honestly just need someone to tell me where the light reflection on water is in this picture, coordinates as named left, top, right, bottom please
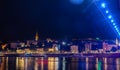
left=0, top=57, right=120, bottom=70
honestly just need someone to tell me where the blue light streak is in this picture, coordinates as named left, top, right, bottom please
left=97, top=1, right=120, bottom=38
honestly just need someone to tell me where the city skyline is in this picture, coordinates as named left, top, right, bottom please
left=0, top=0, right=120, bottom=41
left=1, top=0, right=120, bottom=70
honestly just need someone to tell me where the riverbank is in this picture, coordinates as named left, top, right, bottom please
left=1, top=53, right=120, bottom=58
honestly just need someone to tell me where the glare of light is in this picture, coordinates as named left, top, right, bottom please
left=117, top=30, right=119, bottom=33
left=113, top=23, right=116, bottom=26
left=116, top=27, right=118, bottom=30
left=106, top=10, right=109, bottom=14
left=62, top=42, right=66, bottom=45
left=101, top=3, right=106, bottom=8
left=116, top=28, right=118, bottom=31
left=111, top=19, right=114, bottom=23
left=1, top=44, right=7, bottom=50
left=96, top=37, right=100, bottom=40
left=114, top=26, right=117, bottom=29
left=108, top=15, right=112, bottom=19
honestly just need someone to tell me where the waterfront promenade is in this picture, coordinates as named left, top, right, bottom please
left=1, top=52, right=120, bottom=58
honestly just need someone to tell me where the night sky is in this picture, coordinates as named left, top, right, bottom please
left=0, top=0, right=120, bottom=41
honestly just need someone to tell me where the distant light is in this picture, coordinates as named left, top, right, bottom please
left=96, top=37, right=100, bottom=40
left=116, top=28, right=119, bottom=32
left=101, top=3, right=106, bottom=8
left=116, top=29, right=119, bottom=32
left=62, top=42, right=66, bottom=45
left=106, top=10, right=109, bottom=14
left=108, top=15, right=112, bottom=19
left=116, top=27, right=118, bottom=30
left=113, top=23, right=116, bottom=26
left=114, top=26, right=117, bottom=28
left=111, top=19, right=114, bottom=23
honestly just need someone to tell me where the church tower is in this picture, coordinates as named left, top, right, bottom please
left=116, top=38, right=119, bottom=46
left=35, top=32, right=39, bottom=41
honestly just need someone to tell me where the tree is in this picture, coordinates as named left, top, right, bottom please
left=111, top=47, right=117, bottom=52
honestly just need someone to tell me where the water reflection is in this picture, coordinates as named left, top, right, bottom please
left=48, top=57, right=59, bottom=70
left=116, top=58, right=120, bottom=70
left=0, top=57, right=120, bottom=70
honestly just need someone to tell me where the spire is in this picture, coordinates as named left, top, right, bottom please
left=116, top=38, right=119, bottom=46
left=35, top=32, right=39, bottom=41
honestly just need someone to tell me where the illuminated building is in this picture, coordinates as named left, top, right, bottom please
left=26, top=40, right=37, bottom=46
left=1, top=44, right=7, bottom=50
left=46, top=38, right=52, bottom=43
left=36, top=48, right=44, bottom=53
left=10, top=43, right=19, bottom=49
left=48, top=48, right=54, bottom=52
left=103, top=42, right=109, bottom=52
left=85, top=43, right=92, bottom=53
left=19, top=43, right=25, bottom=47
left=71, top=45, right=79, bottom=53
left=52, top=44, right=59, bottom=52
left=103, top=41, right=118, bottom=52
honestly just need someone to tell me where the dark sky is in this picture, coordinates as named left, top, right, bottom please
left=0, top=0, right=120, bottom=41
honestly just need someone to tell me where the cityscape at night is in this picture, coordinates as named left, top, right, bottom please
left=1, top=0, right=120, bottom=70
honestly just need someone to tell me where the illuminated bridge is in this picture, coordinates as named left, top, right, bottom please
left=95, top=0, right=120, bottom=38
left=69, top=0, right=120, bottom=39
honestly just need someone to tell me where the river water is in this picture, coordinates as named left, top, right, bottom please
left=0, top=57, right=119, bottom=70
